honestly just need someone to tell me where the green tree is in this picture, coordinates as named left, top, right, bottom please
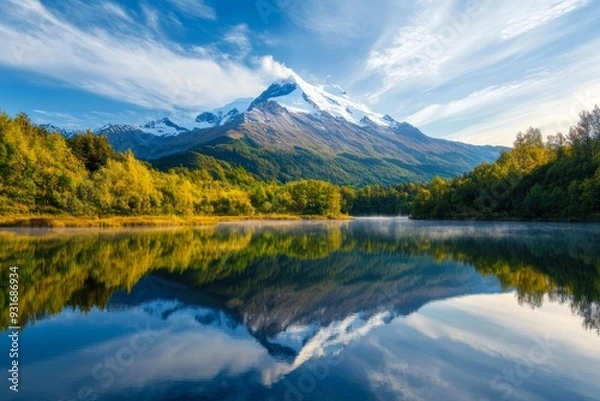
left=67, top=131, right=116, bottom=172
left=284, top=180, right=342, bottom=216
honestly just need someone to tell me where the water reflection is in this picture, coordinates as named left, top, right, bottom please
left=0, top=219, right=599, bottom=400
left=1, top=220, right=598, bottom=333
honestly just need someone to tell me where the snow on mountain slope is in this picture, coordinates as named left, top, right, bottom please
left=131, top=298, right=393, bottom=386
left=142, top=118, right=188, bottom=136
left=194, top=97, right=254, bottom=129
left=94, top=75, right=396, bottom=138
left=40, top=124, right=77, bottom=138
left=96, top=118, right=187, bottom=137
left=250, top=73, right=395, bottom=127
left=97, top=123, right=141, bottom=135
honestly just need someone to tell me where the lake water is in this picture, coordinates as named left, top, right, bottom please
left=1, top=218, right=599, bottom=401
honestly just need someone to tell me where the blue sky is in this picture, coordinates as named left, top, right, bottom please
left=0, top=0, right=599, bottom=145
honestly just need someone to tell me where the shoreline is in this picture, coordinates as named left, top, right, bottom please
left=0, top=214, right=352, bottom=228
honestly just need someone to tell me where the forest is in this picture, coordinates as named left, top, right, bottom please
left=0, top=112, right=342, bottom=218
left=0, top=106, right=599, bottom=221
left=410, top=106, right=600, bottom=221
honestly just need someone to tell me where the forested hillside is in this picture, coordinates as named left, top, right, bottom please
left=100, top=76, right=505, bottom=186
left=0, top=113, right=342, bottom=218
left=410, top=107, right=600, bottom=221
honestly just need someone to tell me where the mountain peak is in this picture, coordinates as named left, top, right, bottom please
left=40, top=123, right=77, bottom=138
left=193, top=97, right=253, bottom=129
left=272, top=75, right=300, bottom=86
left=143, top=117, right=188, bottom=136
left=250, top=73, right=394, bottom=128
left=96, top=123, right=141, bottom=135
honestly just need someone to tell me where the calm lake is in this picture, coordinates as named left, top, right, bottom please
left=1, top=218, right=599, bottom=401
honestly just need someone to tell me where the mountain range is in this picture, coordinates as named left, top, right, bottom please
left=89, top=74, right=506, bottom=185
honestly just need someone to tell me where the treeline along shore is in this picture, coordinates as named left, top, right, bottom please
left=0, top=107, right=598, bottom=226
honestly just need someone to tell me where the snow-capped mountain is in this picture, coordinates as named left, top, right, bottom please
left=190, top=74, right=397, bottom=131
left=249, top=73, right=395, bottom=127
left=142, top=117, right=188, bottom=136
left=96, top=118, right=187, bottom=138
left=96, top=75, right=396, bottom=137
left=96, top=123, right=141, bottom=135
left=193, top=97, right=253, bottom=129
left=104, top=244, right=501, bottom=386
left=85, top=73, right=505, bottom=184
left=110, top=292, right=392, bottom=386
left=40, top=123, right=78, bottom=138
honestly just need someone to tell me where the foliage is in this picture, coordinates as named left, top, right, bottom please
left=2, top=107, right=598, bottom=221
left=340, top=183, right=420, bottom=215
left=0, top=113, right=88, bottom=214
left=152, top=138, right=461, bottom=186
left=410, top=107, right=600, bottom=221
left=0, top=113, right=344, bottom=218
left=67, top=131, right=116, bottom=172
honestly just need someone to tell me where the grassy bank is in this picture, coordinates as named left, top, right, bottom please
left=0, top=214, right=351, bottom=228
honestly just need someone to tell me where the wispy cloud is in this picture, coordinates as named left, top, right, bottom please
left=141, top=4, right=160, bottom=31
left=33, top=109, right=76, bottom=119
left=404, top=36, right=600, bottom=146
left=223, top=23, right=252, bottom=57
left=257, top=55, right=293, bottom=78
left=360, top=292, right=600, bottom=400
left=365, top=3, right=456, bottom=95
left=405, top=76, right=554, bottom=127
left=165, top=0, right=216, bottom=21
left=102, top=2, right=133, bottom=23
left=347, top=0, right=599, bottom=145
left=362, top=0, right=591, bottom=98
left=444, top=78, right=600, bottom=146
left=279, top=0, right=394, bottom=40
left=32, top=109, right=81, bottom=128
left=0, top=0, right=287, bottom=112
left=500, top=0, right=590, bottom=39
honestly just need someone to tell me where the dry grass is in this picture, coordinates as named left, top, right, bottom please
left=0, top=214, right=350, bottom=228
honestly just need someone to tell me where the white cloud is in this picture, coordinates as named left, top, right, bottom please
left=367, top=349, right=451, bottom=401
left=258, top=55, right=294, bottom=79
left=406, top=293, right=600, bottom=363
left=500, top=0, right=590, bottom=39
left=405, top=76, right=554, bottom=127
left=278, top=0, right=395, bottom=40
left=362, top=292, right=600, bottom=401
left=140, top=4, right=160, bottom=31
left=102, top=2, right=133, bottom=23
left=362, top=0, right=591, bottom=97
left=352, top=0, right=598, bottom=145
left=430, top=42, right=600, bottom=146
left=223, top=23, right=252, bottom=57
left=444, top=79, right=600, bottom=146
left=165, top=0, right=216, bottom=20
left=0, top=0, right=286, bottom=112
left=33, top=109, right=82, bottom=128
left=366, top=3, right=455, bottom=91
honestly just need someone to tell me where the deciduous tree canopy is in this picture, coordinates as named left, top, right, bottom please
left=0, top=113, right=344, bottom=217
